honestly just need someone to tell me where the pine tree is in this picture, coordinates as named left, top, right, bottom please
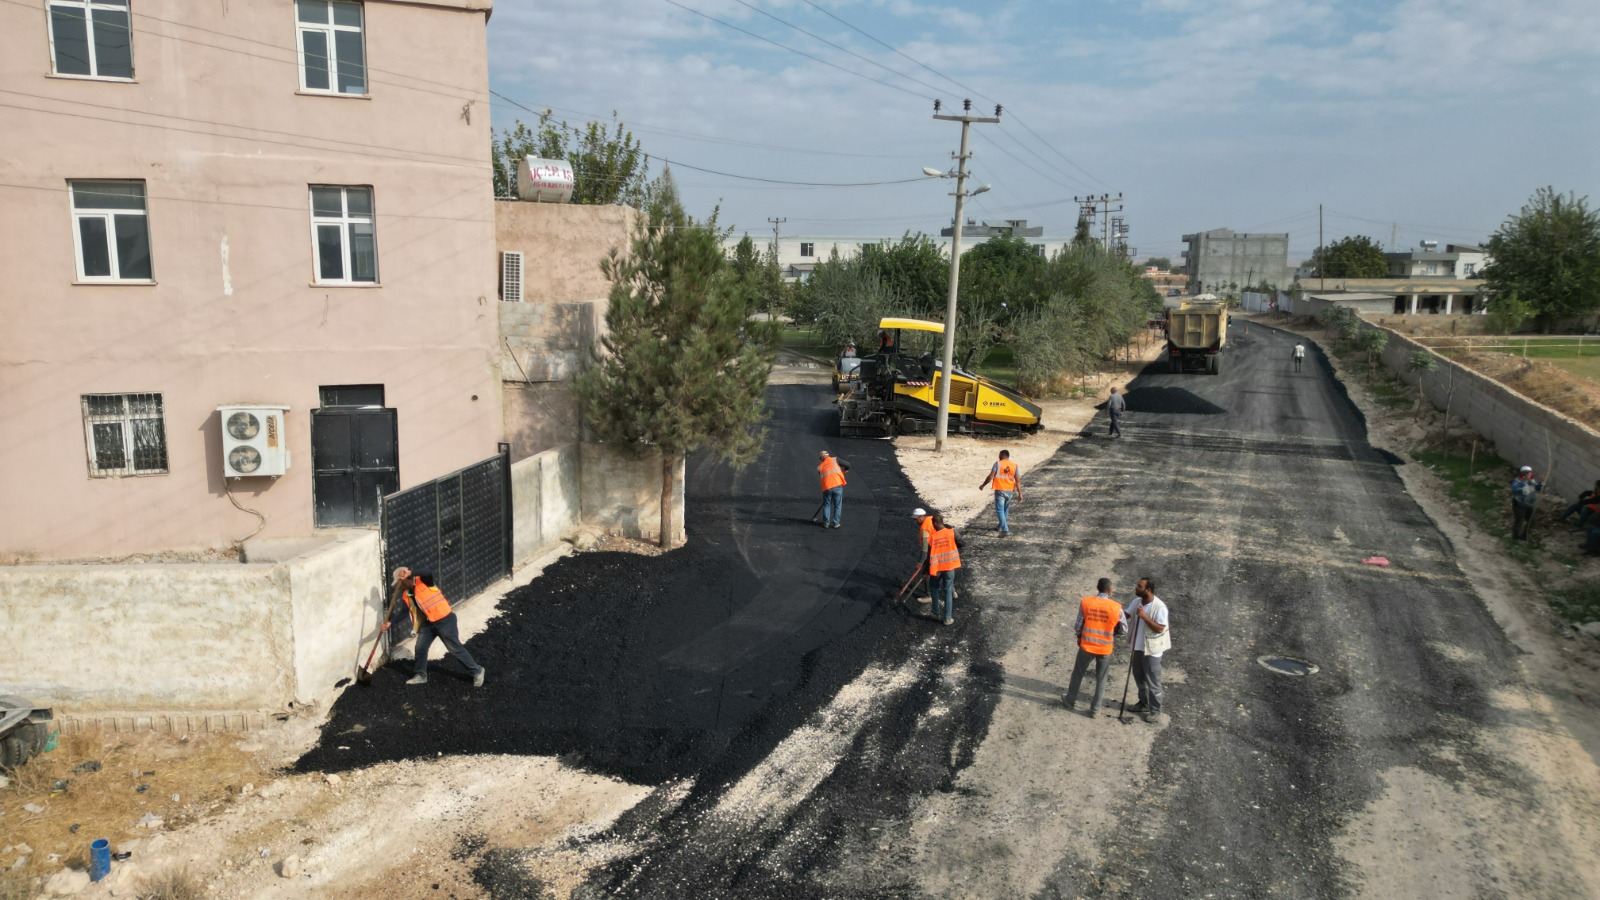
left=575, top=172, right=780, bottom=546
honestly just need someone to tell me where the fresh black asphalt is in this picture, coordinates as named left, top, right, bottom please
left=301, top=325, right=1537, bottom=898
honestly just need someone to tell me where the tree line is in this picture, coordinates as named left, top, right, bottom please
left=786, top=233, right=1161, bottom=394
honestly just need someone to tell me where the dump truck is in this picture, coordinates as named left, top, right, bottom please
left=1166, top=301, right=1228, bottom=375
left=838, top=317, right=1043, bottom=438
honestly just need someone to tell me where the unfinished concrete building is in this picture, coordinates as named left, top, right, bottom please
left=1181, top=228, right=1293, bottom=294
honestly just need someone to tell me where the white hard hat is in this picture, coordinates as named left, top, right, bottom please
left=912, top=508, right=927, bottom=517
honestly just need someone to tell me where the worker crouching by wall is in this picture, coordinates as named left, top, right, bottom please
left=383, top=567, right=486, bottom=688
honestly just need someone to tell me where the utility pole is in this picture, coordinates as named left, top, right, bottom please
left=1074, top=194, right=1124, bottom=250
left=1318, top=204, right=1325, bottom=292
left=767, top=217, right=786, bottom=256
left=931, top=99, right=1001, bottom=452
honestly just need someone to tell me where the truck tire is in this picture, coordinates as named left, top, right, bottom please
left=1170, top=357, right=1183, bottom=374
left=1210, top=356, right=1220, bottom=375
left=0, top=694, right=47, bottom=769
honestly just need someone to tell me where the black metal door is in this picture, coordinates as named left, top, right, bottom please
left=311, top=408, right=399, bottom=527
left=380, top=452, right=512, bottom=604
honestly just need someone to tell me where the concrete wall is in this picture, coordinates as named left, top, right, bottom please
left=0, top=531, right=382, bottom=713
left=0, top=0, right=501, bottom=560
left=285, top=532, right=383, bottom=703
left=496, top=201, right=634, bottom=305
left=580, top=445, right=686, bottom=544
left=1371, top=325, right=1600, bottom=501
left=501, top=299, right=599, bottom=460
left=0, top=563, right=292, bottom=711
left=510, top=444, right=581, bottom=567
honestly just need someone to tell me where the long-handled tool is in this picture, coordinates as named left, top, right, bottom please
left=810, top=500, right=826, bottom=524
left=358, top=582, right=404, bottom=686
left=356, top=632, right=386, bottom=686
left=890, top=562, right=927, bottom=607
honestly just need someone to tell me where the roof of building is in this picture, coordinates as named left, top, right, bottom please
left=1302, top=277, right=1486, bottom=294
left=1305, top=293, right=1398, bottom=303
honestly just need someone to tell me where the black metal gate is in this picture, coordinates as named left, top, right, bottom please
left=380, top=450, right=512, bottom=608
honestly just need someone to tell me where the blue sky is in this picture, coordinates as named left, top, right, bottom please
left=486, top=0, right=1600, bottom=262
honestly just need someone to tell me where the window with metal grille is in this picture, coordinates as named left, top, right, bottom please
left=47, top=0, right=134, bottom=79
left=295, top=0, right=366, bottom=94
left=501, top=251, right=524, bottom=301
left=82, top=392, right=168, bottom=477
left=309, top=185, right=377, bottom=284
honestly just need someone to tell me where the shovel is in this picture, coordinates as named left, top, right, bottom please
left=358, top=583, right=404, bottom=685
left=356, top=632, right=386, bottom=686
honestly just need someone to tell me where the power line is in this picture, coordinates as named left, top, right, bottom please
left=491, top=90, right=927, bottom=188
left=726, top=0, right=949, bottom=98
left=662, top=0, right=931, bottom=101
left=484, top=98, right=924, bottom=161
left=795, top=0, right=1108, bottom=188
left=0, top=98, right=491, bottom=171
left=0, top=0, right=485, bottom=103
left=0, top=179, right=489, bottom=224
left=3, top=88, right=487, bottom=169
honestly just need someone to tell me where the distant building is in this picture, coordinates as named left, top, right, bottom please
left=1180, top=229, right=1293, bottom=294
left=726, top=220, right=1065, bottom=283
left=1385, top=242, right=1488, bottom=279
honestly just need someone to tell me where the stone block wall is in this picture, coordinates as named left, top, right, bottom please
left=1373, top=325, right=1600, bottom=501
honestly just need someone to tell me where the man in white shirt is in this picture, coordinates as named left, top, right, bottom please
left=1125, top=577, right=1170, bottom=723
left=1293, top=343, right=1306, bottom=373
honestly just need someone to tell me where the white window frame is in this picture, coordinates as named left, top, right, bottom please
left=309, top=185, right=379, bottom=285
left=46, top=0, right=135, bottom=81
left=69, top=179, right=153, bottom=283
left=81, top=392, right=168, bottom=477
left=799, top=242, right=814, bottom=257
left=1464, top=263, right=1476, bottom=277
left=295, top=0, right=367, bottom=95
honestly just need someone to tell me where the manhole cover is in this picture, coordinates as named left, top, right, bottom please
left=1257, top=656, right=1319, bottom=677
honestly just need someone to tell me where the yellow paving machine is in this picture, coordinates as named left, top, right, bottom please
left=838, top=317, right=1044, bottom=438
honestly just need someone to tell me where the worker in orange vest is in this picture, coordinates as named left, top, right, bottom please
left=978, top=449, right=1022, bottom=537
left=913, top=507, right=936, bottom=605
left=382, top=567, right=486, bottom=688
left=1062, top=577, right=1127, bottom=716
left=925, top=513, right=964, bottom=626
left=818, top=450, right=848, bottom=528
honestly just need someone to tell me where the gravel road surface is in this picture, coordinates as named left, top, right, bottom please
left=301, top=329, right=1600, bottom=899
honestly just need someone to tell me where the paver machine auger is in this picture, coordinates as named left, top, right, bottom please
left=837, top=317, right=1044, bottom=439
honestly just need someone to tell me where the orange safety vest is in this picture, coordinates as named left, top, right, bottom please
left=992, top=460, right=1017, bottom=491
left=919, top=516, right=935, bottom=548
left=1078, top=595, right=1121, bottom=656
left=408, top=582, right=453, bottom=624
left=928, top=527, right=962, bottom=575
left=819, top=457, right=846, bottom=491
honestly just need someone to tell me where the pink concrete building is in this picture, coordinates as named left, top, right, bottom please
left=0, top=0, right=502, bottom=560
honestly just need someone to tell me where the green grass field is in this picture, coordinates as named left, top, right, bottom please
left=1441, top=337, right=1600, bottom=384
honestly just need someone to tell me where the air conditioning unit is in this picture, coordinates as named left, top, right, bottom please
left=501, top=250, right=524, bottom=301
left=217, top=404, right=291, bottom=478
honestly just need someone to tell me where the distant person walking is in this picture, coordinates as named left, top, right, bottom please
left=1124, top=578, right=1170, bottom=723
left=1107, top=387, right=1126, bottom=438
left=926, top=513, right=963, bottom=626
left=384, top=567, right=485, bottom=688
left=979, top=450, right=1022, bottom=536
left=1293, top=343, right=1306, bottom=373
left=818, top=450, right=848, bottom=529
left=1063, top=578, right=1127, bottom=717
left=1510, top=465, right=1543, bottom=540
